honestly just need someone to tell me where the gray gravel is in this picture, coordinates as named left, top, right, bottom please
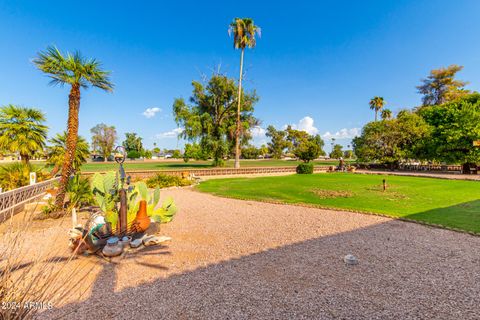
left=35, top=188, right=480, bottom=319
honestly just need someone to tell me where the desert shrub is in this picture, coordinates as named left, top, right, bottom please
left=0, top=211, right=92, bottom=319
left=146, top=173, right=193, bottom=188
left=296, top=162, right=314, bottom=174
left=0, top=162, right=50, bottom=191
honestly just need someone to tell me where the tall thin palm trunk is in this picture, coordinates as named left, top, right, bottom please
left=375, top=110, right=378, bottom=122
left=54, top=84, right=80, bottom=208
left=234, top=48, right=245, bottom=169
left=21, top=154, right=30, bottom=165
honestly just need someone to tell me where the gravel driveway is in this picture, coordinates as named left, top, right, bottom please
left=37, top=188, right=480, bottom=319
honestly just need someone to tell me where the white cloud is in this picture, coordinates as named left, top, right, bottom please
left=285, top=116, right=318, bottom=135
left=142, top=107, right=162, bottom=118
left=156, top=127, right=184, bottom=138
left=322, top=128, right=360, bottom=140
left=250, top=126, right=266, bottom=138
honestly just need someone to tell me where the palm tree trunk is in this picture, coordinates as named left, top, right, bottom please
left=234, top=48, right=245, bottom=169
left=54, top=84, right=80, bottom=210
left=21, top=153, right=30, bottom=165
left=375, top=110, right=378, bottom=122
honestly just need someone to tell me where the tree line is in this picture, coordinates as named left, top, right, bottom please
left=0, top=109, right=182, bottom=166
left=355, top=65, right=479, bottom=172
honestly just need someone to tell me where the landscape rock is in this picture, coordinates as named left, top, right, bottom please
left=130, top=238, right=143, bottom=248
left=142, top=235, right=172, bottom=246
left=344, top=254, right=358, bottom=265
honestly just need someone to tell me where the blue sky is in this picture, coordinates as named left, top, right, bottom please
left=1, top=0, right=479, bottom=152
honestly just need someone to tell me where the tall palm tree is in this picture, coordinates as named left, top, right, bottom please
left=229, top=17, right=260, bottom=169
left=0, top=105, right=48, bottom=164
left=33, top=46, right=113, bottom=209
left=369, top=96, right=385, bottom=121
left=46, top=132, right=90, bottom=176
left=381, top=108, right=393, bottom=120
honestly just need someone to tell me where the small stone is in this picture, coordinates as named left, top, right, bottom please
left=130, top=238, right=143, bottom=248
left=143, top=235, right=172, bottom=246
left=344, top=254, right=358, bottom=265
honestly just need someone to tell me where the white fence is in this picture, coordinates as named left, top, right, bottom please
left=0, top=177, right=60, bottom=222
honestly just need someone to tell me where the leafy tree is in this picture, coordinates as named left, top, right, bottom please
left=259, top=144, right=269, bottom=158
left=47, top=132, right=90, bottom=175
left=417, top=65, right=469, bottom=106
left=329, top=144, right=343, bottom=159
left=416, top=93, right=480, bottom=171
left=183, top=143, right=209, bottom=162
left=0, top=105, right=48, bottom=164
left=172, top=150, right=182, bottom=159
left=122, top=132, right=143, bottom=153
left=353, top=111, right=430, bottom=165
left=369, top=96, right=385, bottom=122
left=173, top=74, right=258, bottom=166
left=143, top=150, right=153, bottom=159
left=294, top=135, right=325, bottom=162
left=241, top=145, right=261, bottom=159
left=153, top=147, right=161, bottom=154
left=285, top=126, right=309, bottom=152
left=127, top=150, right=141, bottom=159
left=90, top=123, right=117, bottom=162
left=229, top=17, right=261, bottom=169
left=344, top=150, right=354, bottom=159
left=282, top=126, right=325, bottom=161
left=381, top=108, right=393, bottom=120
left=34, top=46, right=113, bottom=209
left=266, top=126, right=289, bottom=159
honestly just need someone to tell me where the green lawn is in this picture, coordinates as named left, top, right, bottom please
left=197, top=173, right=480, bottom=233
left=5, top=159, right=350, bottom=172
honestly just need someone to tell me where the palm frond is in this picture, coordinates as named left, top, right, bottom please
left=229, top=17, right=260, bottom=50
left=33, top=45, right=114, bottom=91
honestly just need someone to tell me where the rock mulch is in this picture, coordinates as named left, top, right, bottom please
left=9, top=188, right=479, bottom=319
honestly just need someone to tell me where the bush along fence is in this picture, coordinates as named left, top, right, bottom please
left=355, top=163, right=463, bottom=173
left=0, top=177, right=60, bottom=222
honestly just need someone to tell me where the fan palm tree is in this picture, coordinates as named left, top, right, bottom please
left=33, top=46, right=113, bottom=209
left=0, top=105, right=48, bottom=164
left=369, top=96, right=385, bottom=121
left=381, top=108, right=393, bottom=120
left=47, top=132, right=90, bottom=176
left=229, top=17, right=260, bottom=169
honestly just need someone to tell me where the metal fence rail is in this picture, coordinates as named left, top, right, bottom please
left=0, top=177, right=60, bottom=221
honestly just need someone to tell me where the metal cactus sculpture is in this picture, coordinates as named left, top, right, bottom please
left=72, top=145, right=177, bottom=253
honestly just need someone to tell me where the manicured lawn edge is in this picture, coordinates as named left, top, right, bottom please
left=194, top=187, right=480, bottom=237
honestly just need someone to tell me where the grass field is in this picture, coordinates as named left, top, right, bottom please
left=4, top=159, right=350, bottom=172
left=197, top=173, right=480, bottom=233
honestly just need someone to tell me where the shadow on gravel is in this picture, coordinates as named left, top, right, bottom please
left=41, top=220, right=480, bottom=320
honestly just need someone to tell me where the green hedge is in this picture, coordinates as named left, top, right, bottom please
left=146, top=173, right=193, bottom=188
left=296, top=162, right=314, bottom=174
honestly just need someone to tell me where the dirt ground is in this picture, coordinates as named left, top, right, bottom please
left=2, top=188, right=480, bottom=319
